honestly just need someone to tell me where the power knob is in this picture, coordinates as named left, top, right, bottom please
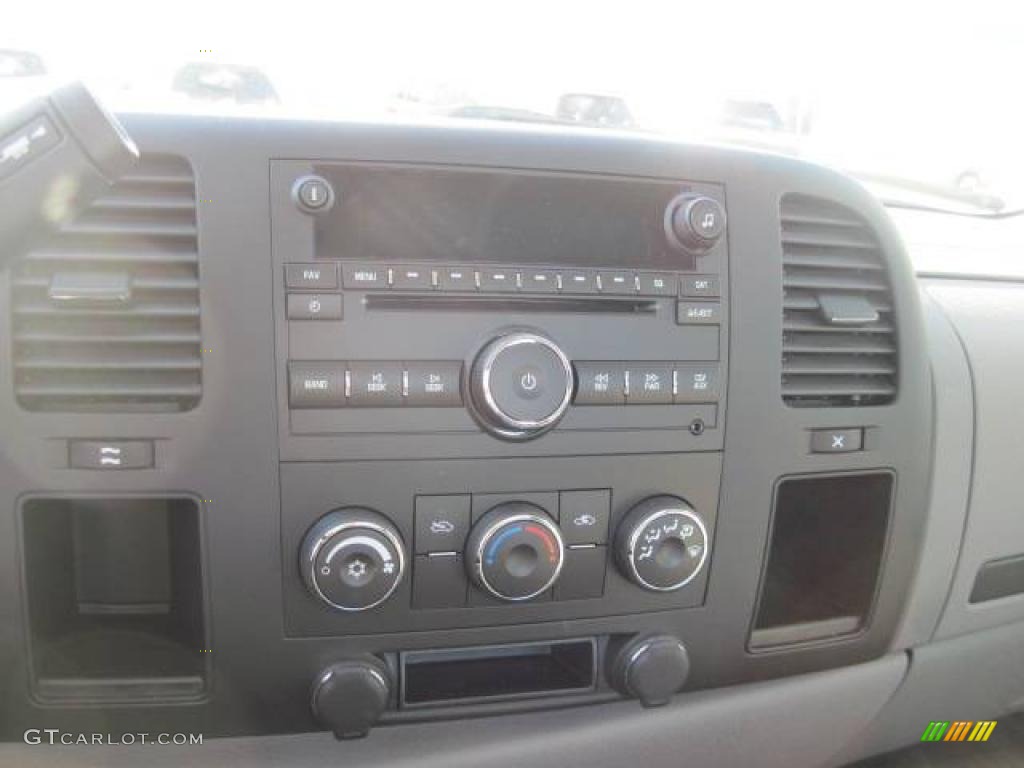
left=300, top=508, right=406, bottom=611
left=468, top=331, right=574, bottom=440
left=665, top=195, right=726, bottom=253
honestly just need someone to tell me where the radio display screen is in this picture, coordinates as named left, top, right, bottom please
left=314, top=165, right=692, bottom=269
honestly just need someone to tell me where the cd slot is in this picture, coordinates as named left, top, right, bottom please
left=365, top=294, right=659, bottom=314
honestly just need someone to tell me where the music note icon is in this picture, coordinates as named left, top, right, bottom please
left=701, top=212, right=716, bottom=230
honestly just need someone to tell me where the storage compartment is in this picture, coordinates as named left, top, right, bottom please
left=20, top=496, right=206, bottom=703
left=400, top=639, right=595, bottom=707
left=750, top=472, right=893, bottom=648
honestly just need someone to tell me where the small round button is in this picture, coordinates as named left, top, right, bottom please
left=469, top=331, right=574, bottom=440
left=466, top=502, right=565, bottom=601
left=616, top=496, right=708, bottom=592
left=665, top=195, right=726, bottom=252
left=294, top=175, right=334, bottom=213
left=300, top=508, right=405, bottom=611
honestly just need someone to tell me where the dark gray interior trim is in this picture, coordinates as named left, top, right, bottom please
left=0, top=654, right=907, bottom=768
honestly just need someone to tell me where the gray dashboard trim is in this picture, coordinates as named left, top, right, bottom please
left=0, top=653, right=907, bottom=768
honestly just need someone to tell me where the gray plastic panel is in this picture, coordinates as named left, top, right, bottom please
left=926, top=280, right=1024, bottom=639
left=829, top=620, right=1024, bottom=766
left=0, top=653, right=906, bottom=768
left=888, top=289, right=974, bottom=649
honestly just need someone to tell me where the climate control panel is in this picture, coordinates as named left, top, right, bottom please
left=297, top=489, right=711, bottom=615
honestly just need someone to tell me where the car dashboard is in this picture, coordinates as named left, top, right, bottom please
left=1, top=110, right=1023, bottom=767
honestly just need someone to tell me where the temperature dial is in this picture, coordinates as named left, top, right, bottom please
left=615, top=496, right=708, bottom=591
left=466, top=502, right=565, bottom=601
left=300, top=508, right=406, bottom=611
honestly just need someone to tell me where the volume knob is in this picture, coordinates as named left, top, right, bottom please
left=469, top=331, right=574, bottom=440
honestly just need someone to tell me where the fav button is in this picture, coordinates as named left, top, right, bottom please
left=286, top=263, right=338, bottom=290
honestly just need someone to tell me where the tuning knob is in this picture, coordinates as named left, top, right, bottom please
left=311, top=656, right=391, bottom=739
left=300, top=508, right=406, bottom=611
left=665, top=194, right=726, bottom=252
left=469, top=331, right=574, bottom=440
left=609, top=634, right=690, bottom=707
left=466, top=502, right=565, bottom=601
left=615, top=496, right=709, bottom=591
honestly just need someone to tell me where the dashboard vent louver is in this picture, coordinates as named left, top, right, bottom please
left=12, top=155, right=201, bottom=412
left=780, top=194, right=896, bottom=407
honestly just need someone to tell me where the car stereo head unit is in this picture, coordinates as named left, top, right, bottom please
left=271, top=160, right=729, bottom=461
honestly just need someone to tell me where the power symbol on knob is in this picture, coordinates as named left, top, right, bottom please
left=520, top=372, right=538, bottom=391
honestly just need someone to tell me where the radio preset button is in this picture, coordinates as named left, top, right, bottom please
left=289, top=362, right=347, bottom=408
left=437, top=267, right=476, bottom=291
left=341, top=264, right=387, bottom=289
left=561, top=269, right=599, bottom=294
left=392, top=265, right=433, bottom=290
left=573, top=362, right=626, bottom=405
left=626, top=364, right=673, bottom=404
left=674, top=364, right=720, bottom=403
left=479, top=268, right=519, bottom=292
left=286, top=263, right=337, bottom=290
left=405, top=361, right=463, bottom=406
left=348, top=362, right=403, bottom=406
left=522, top=269, right=559, bottom=293
left=638, top=272, right=677, bottom=296
left=599, top=271, right=636, bottom=295
left=287, top=293, right=343, bottom=320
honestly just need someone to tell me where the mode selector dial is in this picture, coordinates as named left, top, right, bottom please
left=469, top=331, right=574, bottom=440
left=300, top=508, right=406, bottom=611
left=615, top=496, right=709, bottom=592
left=466, top=502, right=565, bottom=601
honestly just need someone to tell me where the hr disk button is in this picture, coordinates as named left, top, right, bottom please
left=348, top=362, right=403, bottom=406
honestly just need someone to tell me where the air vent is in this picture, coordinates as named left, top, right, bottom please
left=12, top=155, right=201, bottom=412
left=780, top=194, right=896, bottom=407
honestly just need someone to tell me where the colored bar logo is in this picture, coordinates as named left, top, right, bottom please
left=921, top=721, right=997, bottom=742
